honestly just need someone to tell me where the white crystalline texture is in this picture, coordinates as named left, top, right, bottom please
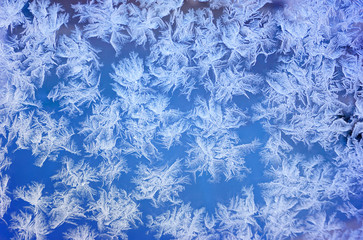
left=0, top=0, right=362, bottom=239
left=132, top=159, right=189, bottom=207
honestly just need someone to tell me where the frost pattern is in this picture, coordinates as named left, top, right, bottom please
left=215, top=187, right=259, bottom=239
left=88, top=186, right=141, bottom=239
left=147, top=203, right=209, bottom=240
left=132, top=159, right=189, bottom=207
left=187, top=97, right=259, bottom=181
left=0, top=0, right=362, bottom=239
left=64, top=225, right=98, bottom=240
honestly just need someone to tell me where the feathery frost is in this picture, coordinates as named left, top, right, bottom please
left=0, top=0, right=362, bottom=239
